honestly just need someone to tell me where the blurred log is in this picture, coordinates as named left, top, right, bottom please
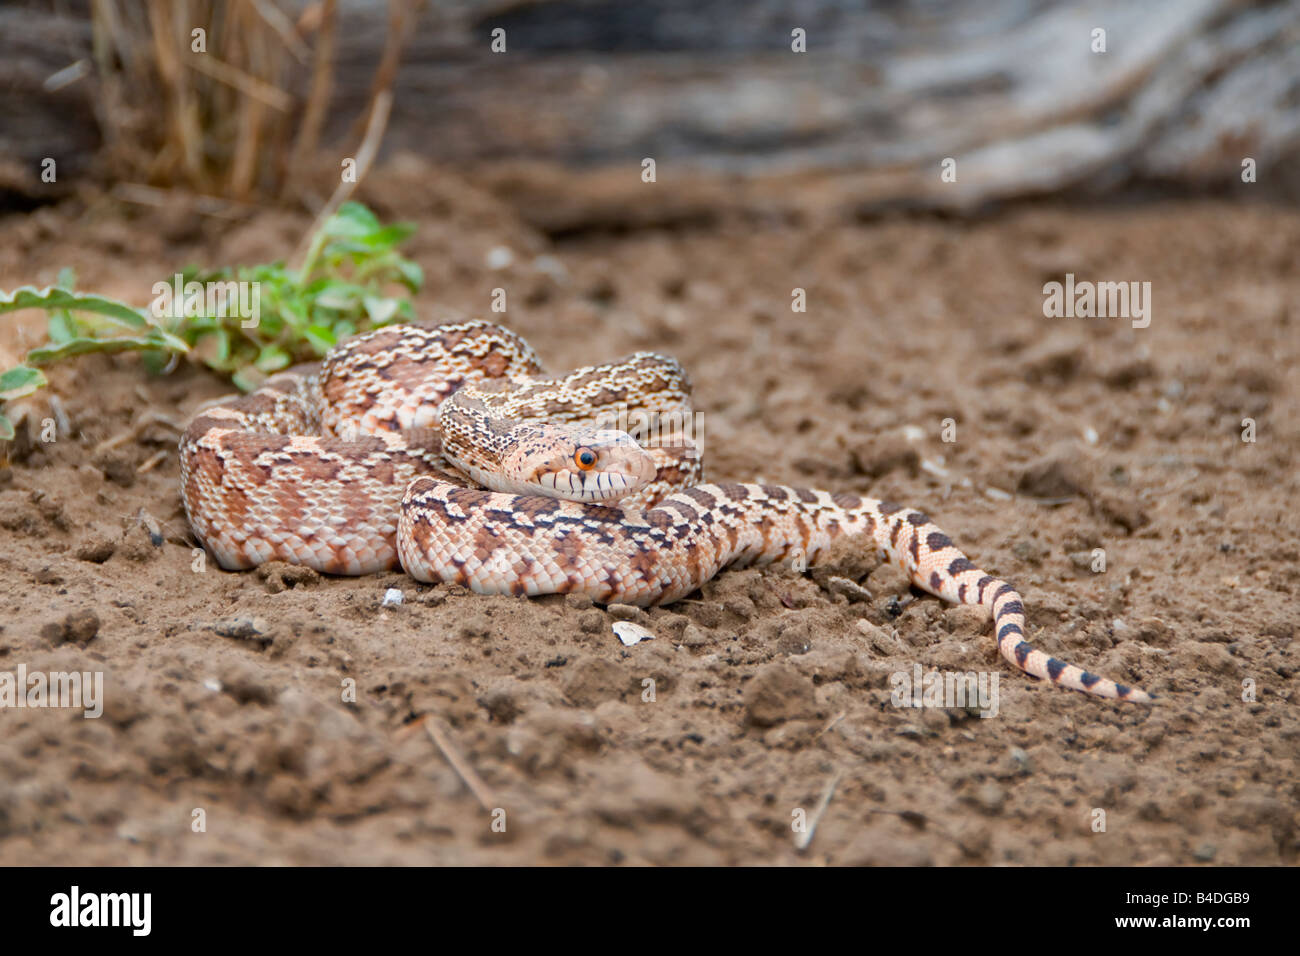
left=0, top=2, right=99, bottom=204
left=2, top=0, right=1298, bottom=222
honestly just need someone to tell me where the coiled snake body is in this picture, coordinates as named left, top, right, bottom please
left=181, top=321, right=1151, bottom=702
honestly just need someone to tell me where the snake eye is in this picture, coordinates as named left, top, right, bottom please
left=574, top=448, right=597, bottom=470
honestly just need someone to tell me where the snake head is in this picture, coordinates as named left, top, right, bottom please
left=509, top=426, right=656, bottom=503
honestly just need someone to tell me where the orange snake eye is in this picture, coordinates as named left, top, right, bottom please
left=574, top=448, right=597, bottom=470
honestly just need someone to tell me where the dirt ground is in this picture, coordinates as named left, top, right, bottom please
left=0, top=163, right=1296, bottom=865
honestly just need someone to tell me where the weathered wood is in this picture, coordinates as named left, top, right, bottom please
left=3, top=0, right=1298, bottom=218
left=0, top=3, right=100, bottom=200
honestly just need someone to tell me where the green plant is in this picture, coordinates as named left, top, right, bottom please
left=0, top=202, right=421, bottom=440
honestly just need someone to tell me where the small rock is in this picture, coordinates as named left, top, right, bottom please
left=257, top=562, right=320, bottom=593
left=849, top=438, right=921, bottom=480
left=34, top=566, right=63, bottom=585
left=743, top=663, right=816, bottom=727
left=578, top=610, right=607, bottom=634
left=1009, top=747, right=1033, bottom=774
left=381, top=588, right=404, bottom=607
left=606, top=603, right=648, bottom=623
left=723, top=597, right=757, bottom=621
left=456, top=615, right=492, bottom=640
left=480, top=689, right=523, bottom=724
left=856, top=619, right=903, bottom=656
left=485, top=246, right=515, bottom=269
left=680, top=624, right=714, bottom=647
left=774, top=616, right=813, bottom=655
left=1093, top=493, right=1149, bottom=532
left=213, top=616, right=271, bottom=644
left=119, top=523, right=160, bottom=562
left=973, top=782, right=1007, bottom=815
left=92, top=452, right=136, bottom=488
left=1017, top=452, right=1090, bottom=499
left=824, top=576, right=873, bottom=603
left=74, top=534, right=115, bottom=563
left=688, top=602, right=725, bottom=628
left=1011, top=539, right=1046, bottom=564
left=42, top=609, right=101, bottom=645
left=564, top=658, right=630, bottom=707
left=1068, top=550, right=1097, bottom=571
left=65, top=609, right=100, bottom=644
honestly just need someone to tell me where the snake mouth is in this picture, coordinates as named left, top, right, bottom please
left=536, top=466, right=647, bottom=502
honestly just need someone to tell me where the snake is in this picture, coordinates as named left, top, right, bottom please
left=180, top=320, right=1152, bottom=703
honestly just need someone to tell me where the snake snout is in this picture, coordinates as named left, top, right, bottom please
left=532, top=429, right=656, bottom=503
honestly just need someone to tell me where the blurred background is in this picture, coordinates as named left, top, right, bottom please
left=3, top=0, right=1298, bottom=231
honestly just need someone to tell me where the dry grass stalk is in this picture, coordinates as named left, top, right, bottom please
left=88, top=0, right=413, bottom=206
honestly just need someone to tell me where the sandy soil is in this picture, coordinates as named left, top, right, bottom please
left=0, top=166, right=1296, bottom=865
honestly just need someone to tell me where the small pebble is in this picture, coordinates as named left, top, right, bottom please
left=612, top=621, right=654, bottom=646
left=486, top=246, right=514, bottom=270
left=606, top=603, right=644, bottom=622
left=382, top=588, right=404, bottom=607
left=974, top=782, right=1007, bottom=815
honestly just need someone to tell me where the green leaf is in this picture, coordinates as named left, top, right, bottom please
left=47, top=311, right=77, bottom=344
left=327, top=202, right=382, bottom=237
left=0, top=366, right=47, bottom=399
left=194, top=329, right=231, bottom=367
left=326, top=224, right=415, bottom=255
left=27, top=331, right=185, bottom=364
left=313, top=285, right=365, bottom=311
left=363, top=295, right=401, bottom=324
left=0, top=412, right=14, bottom=442
left=56, top=267, right=77, bottom=291
left=0, top=285, right=147, bottom=328
left=303, top=324, right=336, bottom=354
left=142, top=350, right=176, bottom=376
left=231, top=367, right=264, bottom=393
left=395, top=258, right=423, bottom=292
left=254, top=344, right=290, bottom=373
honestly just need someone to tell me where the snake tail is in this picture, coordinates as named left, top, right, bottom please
left=397, top=479, right=1152, bottom=703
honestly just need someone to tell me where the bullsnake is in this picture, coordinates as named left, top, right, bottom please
left=180, top=320, right=1152, bottom=703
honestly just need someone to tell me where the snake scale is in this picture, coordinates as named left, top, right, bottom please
left=180, top=320, right=1152, bottom=703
